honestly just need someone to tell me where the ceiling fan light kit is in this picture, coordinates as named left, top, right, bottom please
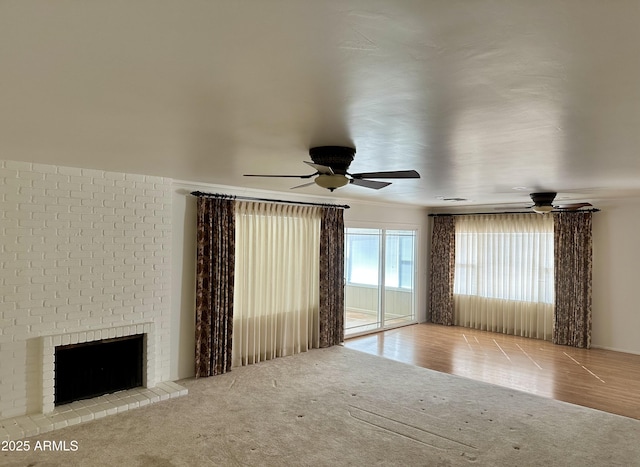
left=531, top=204, right=554, bottom=214
left=243, top=146, right=420, bottom=192
left=314, top=174, right=350, bottom=191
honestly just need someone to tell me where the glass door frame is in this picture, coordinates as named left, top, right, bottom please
left=344, top=223, right=419, bottom=338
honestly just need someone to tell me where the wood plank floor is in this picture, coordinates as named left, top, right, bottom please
left=344, top=323, right=640, bottom=420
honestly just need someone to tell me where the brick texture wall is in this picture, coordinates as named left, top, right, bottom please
left=0, top=160, right=172, bottom=419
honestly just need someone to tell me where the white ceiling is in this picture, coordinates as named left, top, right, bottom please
left=2, top=1, right=640, bottom=208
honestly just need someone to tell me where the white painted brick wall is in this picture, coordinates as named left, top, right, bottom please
left=0, top=160, right=172, bottom=419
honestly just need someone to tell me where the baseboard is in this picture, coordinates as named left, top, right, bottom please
left=591, top=344, right=640, bottom=356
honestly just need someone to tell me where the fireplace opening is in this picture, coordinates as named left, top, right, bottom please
left=54, top=334, right=144, bottom=406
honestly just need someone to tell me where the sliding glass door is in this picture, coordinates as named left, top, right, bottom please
left=344, top=228, right=381, bottom=333
left=384, top=230, right=415, bottom=327
left=344, top=228, right=416, bottom=336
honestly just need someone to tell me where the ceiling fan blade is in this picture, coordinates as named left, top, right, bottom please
left=303, top=161, right=334, bottom=175
left=350, top=170, right=420, bottom=179
left=554, top=202, right=593, bottom=210
left=350, top=178, right=392, bottom=190
left=290, top=181, right=316, bottom=190
left=244, top=173, right=315, bottom=179
left=493, top=205, right=532, bottom=211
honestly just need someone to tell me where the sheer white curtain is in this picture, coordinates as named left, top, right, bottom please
left=453, top=214, right=554, bottom=340
left=233, top=202, right=321, bottom=367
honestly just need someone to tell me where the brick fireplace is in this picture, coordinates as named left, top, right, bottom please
left=42, top=324, right=156, bottom=414
left=0, top=160, right=178, bottom=426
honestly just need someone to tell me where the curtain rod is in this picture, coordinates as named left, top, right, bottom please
left=428, top=208, right=600, bottom=217
left=190, top=191, right=350, bottom=209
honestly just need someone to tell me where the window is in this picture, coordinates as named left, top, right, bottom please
left=454, top=216, right=554, bottom=303
left=453, top=214, right=554, bottom=340
left=344, top=228, right=417, bottom=335
left=385, top=231, right=415, bottom=290
left=233, top=203, right=321, bottom=366
left=345, top=228, right=379, bottom=287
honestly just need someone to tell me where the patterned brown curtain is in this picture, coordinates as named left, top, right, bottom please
left=428, top=216, right=456, bottom=325
left=195, top=197, right=235, bottom=377
left=553, top=212, right=593, bottom=348
left=319, top=207, right=344, bottom=347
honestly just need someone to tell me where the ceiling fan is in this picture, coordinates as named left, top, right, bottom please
left=244, top=146, right=420, bottom=191
left=529, top=192, right=593, bottom=214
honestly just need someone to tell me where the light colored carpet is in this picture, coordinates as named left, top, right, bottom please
left=3, top=346, right=639, bottom=466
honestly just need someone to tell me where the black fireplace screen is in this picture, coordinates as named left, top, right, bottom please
left=54, top=334, right=144, bottom=406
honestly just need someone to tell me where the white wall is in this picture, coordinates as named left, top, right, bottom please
left=591, top=198, right=640, bottom=354
left=0, top=160, right=172, bottom=419
left=169, top=182, right=430, bottom=379
left=170, top=186, right=197, bottom=381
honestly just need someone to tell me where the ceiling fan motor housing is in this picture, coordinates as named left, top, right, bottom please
left=530, top=192, right=557, bottom=207
left=309, top=146, right=355, bottom=175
